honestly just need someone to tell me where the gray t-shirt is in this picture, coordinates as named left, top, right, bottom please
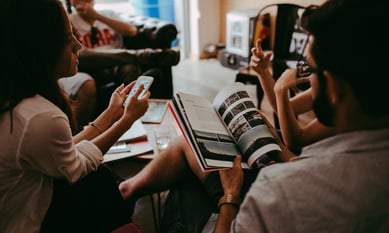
left=231, top=128, right=389, bottom=232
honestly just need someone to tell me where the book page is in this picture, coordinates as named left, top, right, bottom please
left=212, top=82, right=281, bottom=167
left=173, top=92, right=248, bottom=170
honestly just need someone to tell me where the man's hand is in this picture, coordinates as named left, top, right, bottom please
left=219, top=155, right=243, bottom=197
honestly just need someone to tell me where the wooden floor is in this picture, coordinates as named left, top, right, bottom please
left=172, top=58, right=237, bottom=100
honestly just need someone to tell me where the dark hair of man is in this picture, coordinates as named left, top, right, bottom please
left=0, top=0, right=77, bottom=130
left=300, top=0, right=388, bottom=117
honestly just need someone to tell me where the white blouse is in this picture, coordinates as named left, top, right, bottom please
left=0, top=95, right=103, bottom=233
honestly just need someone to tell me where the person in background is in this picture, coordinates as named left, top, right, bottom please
left=66, top=0, right=180, bottom=86
left=215, top=0, right=389, bottom=231
left=58, top=72, right=96, bottom=133
left=250, top=38, right=335, bottom=153
left=0, top=0, right=150, bottom=232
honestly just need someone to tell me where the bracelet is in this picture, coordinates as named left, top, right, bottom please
left=88, top=122, right=102, bottom=134
left=218, top=202, right=240, bottom=211
left=218, top=194, right=240, bottom=211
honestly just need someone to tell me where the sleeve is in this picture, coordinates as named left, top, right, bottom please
left=19, top=111, right=103, bottom=183
left=230, top=172, right=297, bottom=233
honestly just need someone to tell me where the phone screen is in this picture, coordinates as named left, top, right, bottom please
left=123, top=76, right=154, bottom=106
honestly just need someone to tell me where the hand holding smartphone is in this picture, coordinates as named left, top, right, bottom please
left=123, top=75, right=154, bottom=106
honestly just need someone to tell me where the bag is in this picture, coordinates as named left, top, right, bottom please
left=41, top=164, right=133, bottom=233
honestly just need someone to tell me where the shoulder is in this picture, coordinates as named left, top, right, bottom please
left=16, top=95, right=70, bottom=135
left=12, top=95, right=73, bottom=157
left=16, top=95, right=65, bottom=118
left=249, top=156, right=331, bottom=203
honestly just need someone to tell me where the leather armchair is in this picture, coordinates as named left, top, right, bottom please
left=123, top=15, right=178, bottom=50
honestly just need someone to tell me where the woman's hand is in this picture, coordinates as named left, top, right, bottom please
left=250, top=39, right=273, bottom=75
left=219, top=155, right=243, bottom=197
left=122, top=82, right=150, bottom=123
left=103, top=83, right=131, bottom=123
left=274, top=68, right=310, bottom=95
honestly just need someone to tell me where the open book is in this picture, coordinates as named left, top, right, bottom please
left=170, top=82, right=281, bottom=171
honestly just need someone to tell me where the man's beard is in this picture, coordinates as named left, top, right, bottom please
left=312, top=74, right=335, bottom=127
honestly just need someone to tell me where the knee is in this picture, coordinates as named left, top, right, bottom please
left=79, top=79, right=96, bottom=98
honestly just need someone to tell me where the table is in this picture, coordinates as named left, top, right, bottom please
left=106, top=102, right=180, bottom=175
left=105, top=101, right=181, bottom=233
left=136, top=104, right=181, bottom=159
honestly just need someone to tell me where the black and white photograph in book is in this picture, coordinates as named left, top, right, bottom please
left=170, top=82, right=281, bottom=171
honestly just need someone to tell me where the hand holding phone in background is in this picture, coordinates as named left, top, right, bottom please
left=123, top=76, right=154, bottom=106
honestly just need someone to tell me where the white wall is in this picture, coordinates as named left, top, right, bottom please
left=174, top=0, right=190, bottom=58
left=182, top=0, right=221, bottom=59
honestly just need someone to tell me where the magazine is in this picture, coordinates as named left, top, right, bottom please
left=170, top=82, right=281, bottom=171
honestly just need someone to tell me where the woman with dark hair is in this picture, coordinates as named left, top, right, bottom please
left=0, top=0, right=149, bottom=232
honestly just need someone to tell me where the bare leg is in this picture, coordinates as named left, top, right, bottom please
left=135, top=48, right=180, bottom=67
left=119, top=136, right=208, bottom=200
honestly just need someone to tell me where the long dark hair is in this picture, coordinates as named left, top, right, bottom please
left=0, top=0, right=76, bottom=130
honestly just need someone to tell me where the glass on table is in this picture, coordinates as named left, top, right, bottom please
left=153, top=126, right=171, bottom=151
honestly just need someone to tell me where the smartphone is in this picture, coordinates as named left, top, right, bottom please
left=123, top=75, right=154, bottom=106
left=296, top=60, right=311, bottom=78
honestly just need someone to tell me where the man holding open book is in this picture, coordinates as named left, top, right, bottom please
left=213, top=0, right=389, bottom=232
left=119, top=0, right=389, bottom=232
